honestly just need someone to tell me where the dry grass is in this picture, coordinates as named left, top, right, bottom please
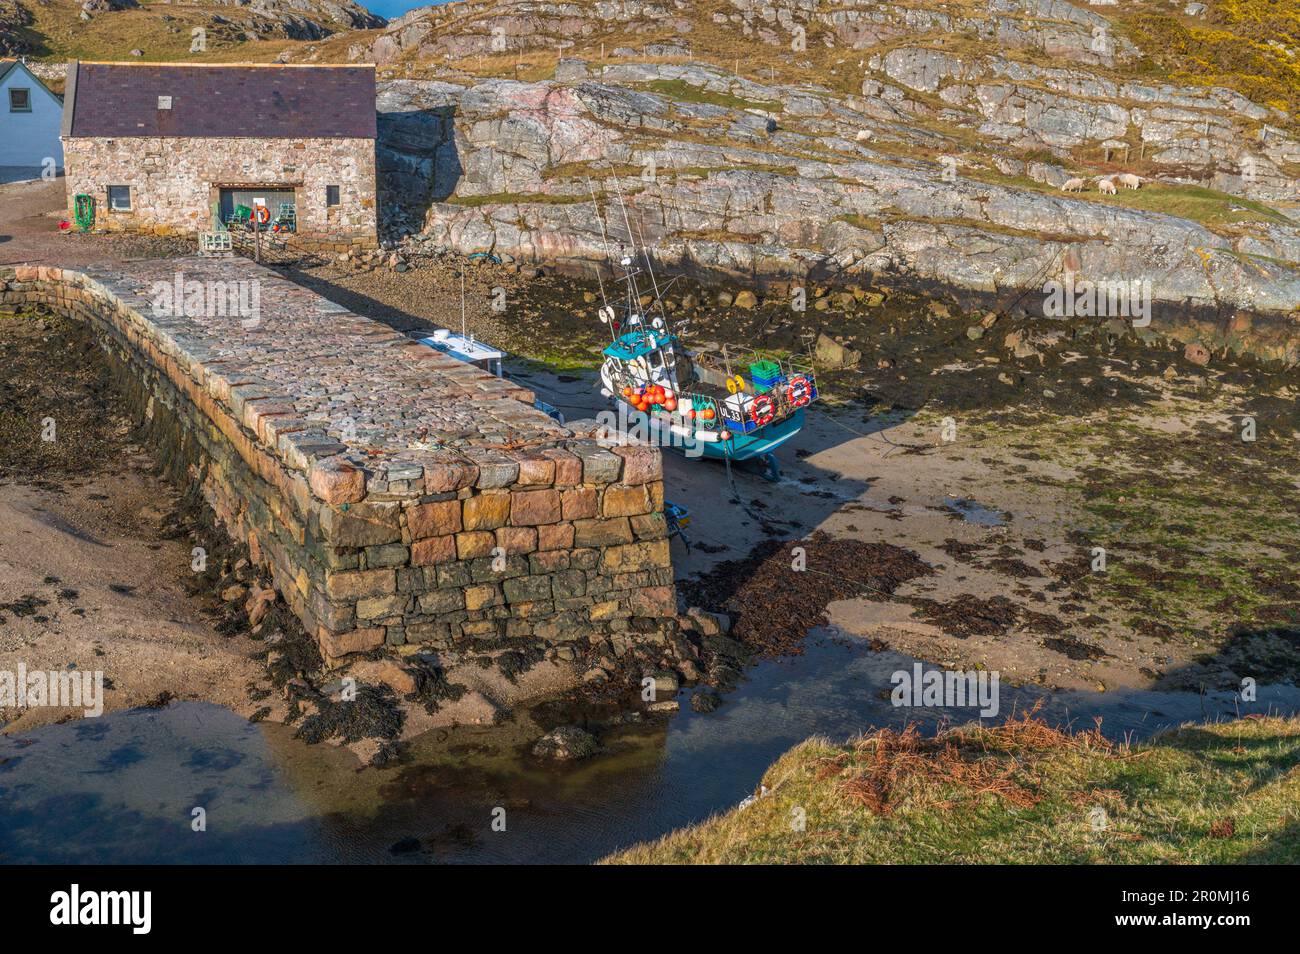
left=22, top=0, right=300, bottom=64
left=604, top=715, right=1300, bottom=864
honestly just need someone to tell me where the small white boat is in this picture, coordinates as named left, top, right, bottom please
left=419, top=329, right=504, bottom=377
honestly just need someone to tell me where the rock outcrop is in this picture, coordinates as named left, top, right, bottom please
left=0, top=0, right=34, bottom=55
left=75, top=0, right=385, bottom=42
left=363, top=0, right=1298, bottom=207
left=376, top=64, right=1300, bottom=314
left=361, top=1, right=1299, bottom=314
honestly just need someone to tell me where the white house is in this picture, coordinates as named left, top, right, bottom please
left=0, top=59, right=64, bottom=180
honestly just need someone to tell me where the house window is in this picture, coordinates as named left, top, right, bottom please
left=107, top=186, right=132, bottom=212
left=9, top=88, right=31, bottom=112
left=326, top=185, right=340, bottom=207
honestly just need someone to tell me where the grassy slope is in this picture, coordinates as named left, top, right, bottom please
left=18, top=0, right=312, bottom=68
left=20, top=0, right=1299, bottom=117
left=605, top=716, right=1300, bottom=864
left=1114, top=0, right=1300, bottom=119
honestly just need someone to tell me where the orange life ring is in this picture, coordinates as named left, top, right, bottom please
left=786, top=375, right=812, bottom=407
left=254, top=205, right=271, bottom=225
left=751, top=393, right=776, bottom=427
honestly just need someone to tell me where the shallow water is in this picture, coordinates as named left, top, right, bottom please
left=942, top=498, right=1007, bottom=526
left=3, top=633, right=1296, bottom=864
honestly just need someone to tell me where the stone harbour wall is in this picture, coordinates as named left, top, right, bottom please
left=0, top=259, right=676, bottom=665
left=62, top=135, right=378, bottom=247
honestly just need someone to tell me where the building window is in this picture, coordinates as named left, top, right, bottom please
left=107, top=186, right=132, bottom=212
left=9, top=88, right=31, bottom=112
left=326, top=185, right=340, bottom=207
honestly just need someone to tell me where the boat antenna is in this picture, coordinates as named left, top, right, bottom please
left=460, top=270, right=467, bottom=340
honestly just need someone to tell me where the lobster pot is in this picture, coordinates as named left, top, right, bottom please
left=749, top=360, right=784, bottom=393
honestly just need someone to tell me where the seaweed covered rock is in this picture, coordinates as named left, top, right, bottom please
left=532, top=725, right=599, bottom=761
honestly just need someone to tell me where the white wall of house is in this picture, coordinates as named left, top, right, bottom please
left=0, top=63, right=64, bottom=171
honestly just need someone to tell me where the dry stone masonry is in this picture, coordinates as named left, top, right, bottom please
left=0, top=258, right=677, bottom=664
left=62, top=136, right=378, bottom=249
left=61, top=62, right=380, bottom=252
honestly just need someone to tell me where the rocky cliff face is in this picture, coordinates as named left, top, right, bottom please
left=365, top=1, right=1299, bottom=314
left=376, top=68, right=1299, bottom=314
left=152, top=0, right=386, bottom=33
left=21, top=0, right=385, bottom=48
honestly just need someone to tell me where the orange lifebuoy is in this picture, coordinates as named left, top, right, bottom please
left=254, top=205, right=271, bottom=225
left=786, top=375, right=812, bottom=407
left=751, top=394, right=776, bottom=427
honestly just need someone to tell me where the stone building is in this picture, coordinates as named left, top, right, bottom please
left=61, top=61, right=377, bottom=249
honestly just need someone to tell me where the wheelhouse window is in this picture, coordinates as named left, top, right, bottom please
left=9, top=88, right=31, bottom=112
left=107, top=185, right=132, bottom=212
left=326, top=185, right=340, bottom=207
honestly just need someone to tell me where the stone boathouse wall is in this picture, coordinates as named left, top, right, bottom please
left=0, top=260, right=676, bottom=662
left=62, top=136, right=378, bottom=252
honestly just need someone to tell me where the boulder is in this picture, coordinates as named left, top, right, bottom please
left=532, top=725, right=600, bottom=761
left=814, top=332, right=861, bottom=369
left=691, top=690, right=722, bottom=713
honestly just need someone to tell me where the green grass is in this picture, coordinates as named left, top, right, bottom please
left=639, top=78, right=779, bottom=112
left=966, top=166, right=1295, bottom=232
left=1099, top=183, right=1295, bottom=229
left=605, top=716, right=1300, bottom=863
left=443, top=192, right=592, bottom=207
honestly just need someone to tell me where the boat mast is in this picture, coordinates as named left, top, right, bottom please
left=585, top=175, right=621, bottom=345
left=460, top=270, right=467, bottom=341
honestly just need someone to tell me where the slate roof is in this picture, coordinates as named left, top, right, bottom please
left=64, top=62, right=376, bottom=139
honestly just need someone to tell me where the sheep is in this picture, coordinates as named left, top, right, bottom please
left=1061, top=177, right=1086, bottom=193
left=1098, top=178, right=1117, bottom=195
left=1119, top=173, right=1142, bottom=189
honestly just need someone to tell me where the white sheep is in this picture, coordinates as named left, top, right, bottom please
left=1119, top=173, right=1142, bottom=189
left=1098, top=178, right=1117, bottom=195
left=1061, top=177, right=1086, bottom=193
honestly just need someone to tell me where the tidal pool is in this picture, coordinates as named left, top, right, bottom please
left=3, top=633, right=1296, bottom=864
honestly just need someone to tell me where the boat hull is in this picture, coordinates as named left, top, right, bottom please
left=619, top=404, right=806, bottom=463
left=698, top=408, right=805, bottom=461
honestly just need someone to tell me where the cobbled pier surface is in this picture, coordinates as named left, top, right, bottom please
left=1, top=257, right=677, bottom=664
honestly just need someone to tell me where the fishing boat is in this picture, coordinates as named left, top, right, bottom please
left=592, top=253, right=819, bottom=480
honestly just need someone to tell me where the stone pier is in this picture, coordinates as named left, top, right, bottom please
left=0, top=258, right=676, bottom=663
